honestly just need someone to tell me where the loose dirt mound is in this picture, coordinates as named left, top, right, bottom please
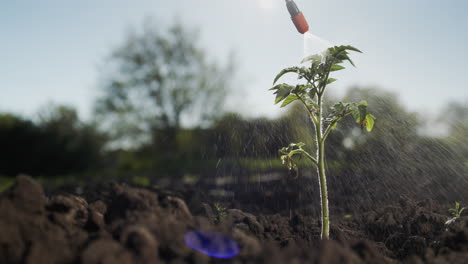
left=0, top=175, right=467, bottom=263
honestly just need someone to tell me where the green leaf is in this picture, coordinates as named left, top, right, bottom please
left=308, top=87, right=317, bottom=99
left=292, top=84, right=309, bottom=94
left=327, top=45, right=362, bottom=55
left=287, top=142, right=305, bottom=149
left=342, top=45, right=362, bottom=53
left=327, top=78, right=337, bottom=84
left=333, top=102, right=344, bottom=113
left=273, top=84, right=293, bottom=104
left=358, top=100, right=368, bottom=106
left=325, top=45, right=362, bottom=67
left=269, top=83, right=291, bottom=91
left=335, top=53, right=356, bottom=67
left=351, top=101, right=368, bottom=124
left=351, top=107, right=360, bottom=122
left=330, top=65, right=345, bottom=72
left=298, top=68, right=310, bottom=79
left=301, top=54, right=322, bottom=64
left=358, top=104, right=367, bottom=123
left=346, top=57, right=356, bottom=67
left=281, top=94, right=299, bottom=108
left=365, top=114, right=375, bottom=132
left=273, top=67, right=299, bottom=85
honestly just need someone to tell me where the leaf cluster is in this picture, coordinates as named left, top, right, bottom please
left=449, top=202, right=465, bottom=218
left=327, top=101, right=376, bottom=132
left=270, top=45, right=361, bottom=106
left=213, top=202, right=227, bottom=223
left=279, top=142, right=307, bottom=172
left=270, top=45, right=375, bottom=132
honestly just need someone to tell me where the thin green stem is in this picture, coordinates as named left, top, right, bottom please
left=297, top=80, right=329, bottom=239
left=318, top=74, right=328, bottom=96
left=322, top=118, right=339, bottom=142
left=297, top=94, right=318, bottom=124
left=319, top=62, right=333, bottom=96
left=316, top=94, right=329, bottom=239
left=288, top=149, right=318, bottom=167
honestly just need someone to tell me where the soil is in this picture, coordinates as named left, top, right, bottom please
left=1, top=175, right=467, bottom=264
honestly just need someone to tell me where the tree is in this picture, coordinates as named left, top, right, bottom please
left=440, top=100, right=468, bottom=168
left=37, top=104, right=106, bottom=174
left=95, top=20, right=235, bottom=149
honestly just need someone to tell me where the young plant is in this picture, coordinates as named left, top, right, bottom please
left=449, top=201, right=465, bottom=218
left=445, top=201, right=465, bottom=226
left=213, top=202, right=227, bottom=223
left=270, top=45, right=375, bottom=239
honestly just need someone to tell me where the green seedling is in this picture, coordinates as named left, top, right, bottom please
left=213, top=202, right=227, bottom=223
left=449, top=201, right=465, bottom=218
left=270, top=45, right=375, bottom=239
left=445, top=201, right=465, bottom=226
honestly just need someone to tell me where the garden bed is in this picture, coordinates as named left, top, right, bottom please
left=1, top=175, right=467, bottom=264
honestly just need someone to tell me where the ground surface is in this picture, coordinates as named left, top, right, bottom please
left=1, top=175, right=467, bottom=264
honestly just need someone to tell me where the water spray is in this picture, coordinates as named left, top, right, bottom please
left=285, top=0, right=309, bottom=34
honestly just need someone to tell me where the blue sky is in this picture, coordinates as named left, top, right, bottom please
left=1, top=0, right=467, bottom=122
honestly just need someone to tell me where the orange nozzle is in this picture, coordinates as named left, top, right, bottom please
left=292, top=12, right=309, bottom=34
left=286, top=0, right=309, bottom=34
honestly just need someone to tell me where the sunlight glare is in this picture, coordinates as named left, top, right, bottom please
left=257, top=0, right=276, bottom=11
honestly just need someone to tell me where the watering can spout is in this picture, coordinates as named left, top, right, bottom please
left=285, top=0, right=309, bottom=34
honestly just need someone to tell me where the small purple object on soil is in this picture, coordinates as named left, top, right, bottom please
left=184, top=230, right=240, bottom=258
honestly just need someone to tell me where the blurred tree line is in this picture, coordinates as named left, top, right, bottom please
left=1, top=87, right=465, bottom=183
left=0, top=20, right=466, bottom=195
left=322, top=88, right=468, bottom=202
left=0, top=105, right=105, bottom=177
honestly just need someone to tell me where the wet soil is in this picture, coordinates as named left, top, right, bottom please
left=1, top=175, right=467, bottom=264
